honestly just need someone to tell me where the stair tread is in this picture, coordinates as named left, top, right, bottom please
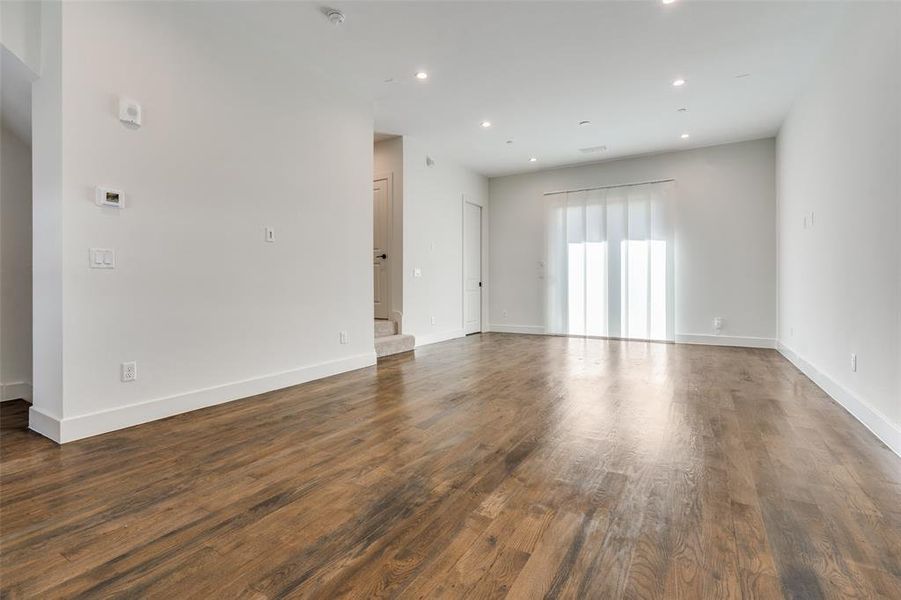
left=374, top=319, right=397, bottom=337
left=374, top=333, right=415, bottom=358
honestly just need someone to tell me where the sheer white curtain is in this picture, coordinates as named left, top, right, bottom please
left=545, top=181, right=674, bottom=341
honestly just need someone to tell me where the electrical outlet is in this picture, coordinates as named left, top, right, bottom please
left=503, top=310, right=509, bottom=318
left=121, top=361, right=137, bottom=382
left=339, top=331, right=348, bottom=344
left=430, top=316, right=437, bottom=326
left=713, top=316, right=724, bottom=333
left=850, top=353, right=857, bottom=372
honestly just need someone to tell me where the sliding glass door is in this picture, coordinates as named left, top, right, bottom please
left=545, top=181, right=674, bottom=342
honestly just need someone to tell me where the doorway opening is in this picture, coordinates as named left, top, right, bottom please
left=373, top=134, right=414, bottom=357
left=1, top=47, right=35, bottom=414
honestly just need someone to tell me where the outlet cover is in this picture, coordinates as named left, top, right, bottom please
left=121, top=361, right=137, bottom=382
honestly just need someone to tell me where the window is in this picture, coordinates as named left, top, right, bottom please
left=545, top=181, right=674, bottom=341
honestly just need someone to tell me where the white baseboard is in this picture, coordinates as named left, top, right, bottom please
left=1, top=381, right=33, bottom=402
left=778, top=342, right=900, bottom=457
left=415, top=329, right=465, bottom=348
left=488, top=327, right=777, bottom=350
left=28, top=405, right=61, bottom=441
left=675, top=334, right=777, bottom=349
left=487, top=324, right=547, bottom=335
left=28, top=352, right=377, bottom=444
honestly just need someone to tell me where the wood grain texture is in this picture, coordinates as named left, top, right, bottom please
left=1, top=333, right=899, bottom=599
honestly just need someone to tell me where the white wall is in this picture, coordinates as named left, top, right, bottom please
left=30, top=0, right=62, bottom=427
left=402, top=137, right=489, bottom=345
left=30, top=1, right=376, bottom=442
left=373, top=137, right=404, bottom=324
left=777, top=3, right=900, bottom=454
left=489, top=139, right=777, bottom=346
left=0, top=0, right=41, bottom=74
left=0, top=125, right=32, bottom=401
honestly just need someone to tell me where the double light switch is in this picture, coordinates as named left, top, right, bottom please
left=90, top=248, right=116, bottom=269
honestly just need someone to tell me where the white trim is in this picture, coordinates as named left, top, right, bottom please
left=28, top=405, right=61, bottom=441
left=415, top=329, right=465, bottom=348
left=778, top=342, right=900, bottom=457
left=28, top=352, right=377, bottom=444
left=487, top=324, right=547, bottom=335
left=488, top=327, right=777, bottom=349
left=675, top=334, right=777, bottom=349
left=1, top=381, right=33, bottom=402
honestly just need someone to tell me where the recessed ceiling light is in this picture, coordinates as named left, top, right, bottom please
left=681, top=133, right=690, bottom=139
left=677, top=107, right=688, bottom=112
left=415, top=71, right=428, bottom=80
left=579, top=120, right=592, bottom=126
left=662, top=0, right=677, bottom=5
left=529, top=157, right=538, bottom=162
left=672, top=78, right=686, bottom=87
left=480, top=121, right=492, bottom=128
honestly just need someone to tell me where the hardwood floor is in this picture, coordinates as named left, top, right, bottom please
left=1, top=333, right=899, bottom=599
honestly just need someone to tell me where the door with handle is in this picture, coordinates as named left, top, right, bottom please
left=373, top=180, right=390, bottom=319
left=463, top=201, right=482, bottom=334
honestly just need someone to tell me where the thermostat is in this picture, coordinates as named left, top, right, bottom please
left=96, top=186, right=125, bottom=208
left=118, top=97, right=142, bottom=126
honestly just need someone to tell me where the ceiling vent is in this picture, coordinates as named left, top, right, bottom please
left=579, top=145, right=608, bottom=154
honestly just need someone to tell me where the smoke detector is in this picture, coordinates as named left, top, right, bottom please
left=325, top=8, right=345, bottom=25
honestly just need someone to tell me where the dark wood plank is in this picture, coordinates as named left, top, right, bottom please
left=0, top=334, right=899, bottom=599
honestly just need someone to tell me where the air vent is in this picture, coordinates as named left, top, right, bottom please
left=579, top=145, right=608, bottom=154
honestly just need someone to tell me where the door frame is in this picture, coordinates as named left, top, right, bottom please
left=462, top=197, right=483, bottom=334
left=373, top=173, right=394, bottom=321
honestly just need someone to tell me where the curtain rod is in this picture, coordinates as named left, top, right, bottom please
left=543, top=178, right=675, bottom=197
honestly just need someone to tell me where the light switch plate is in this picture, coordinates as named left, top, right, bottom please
left=90, top=248, right=115, bottom=269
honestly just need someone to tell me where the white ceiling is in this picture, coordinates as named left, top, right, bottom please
left=221, top=0, right=847, bottom=177
left=8, top=1, right=849, bottom=175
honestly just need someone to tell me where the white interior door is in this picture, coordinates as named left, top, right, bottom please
left=373, top=180, right=390, bottom=319
left=463, top=201, right=482, bottom=334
